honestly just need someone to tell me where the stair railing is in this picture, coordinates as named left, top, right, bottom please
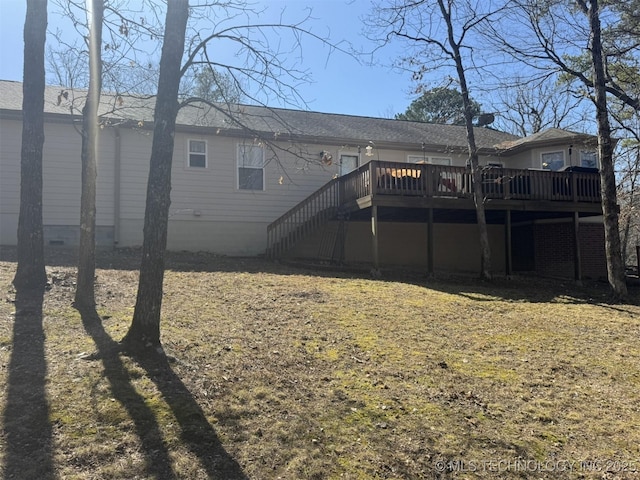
left=266, top=177, right=342, bottom=258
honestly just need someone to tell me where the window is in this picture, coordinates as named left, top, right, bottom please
left=238, top=143, right=265, bottom=190
left=541, top=151, right=564, bottom=171
left=408, top=155, right=451, bottom=165
left=340, top=154, right=359, bottom=176
left=430, top=157, right=452, bottom=166
left=580, top=150, right=598, bottom=168
left=188, top=139, right=207, bottom=168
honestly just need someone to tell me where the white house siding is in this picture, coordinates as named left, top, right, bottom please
left=43, top=123, right=115, bottom=224
left=0, top=117, right=116, bottom=246
left=118, top=127, right=153, bottom=223
left=158, top=133, right=340, bottom=253
left=498, top=151, right=534, bottom=170
left=508, top=143, right=597, bottom=171
left=41, top=122, right=82, bottom=225
left=167, top=220, right=267, bottom=255
left=114, top=129, right=341, bottom=253
left=1, top=110, right=590, bottom=256
left=0, top=118, right=20, bottom=245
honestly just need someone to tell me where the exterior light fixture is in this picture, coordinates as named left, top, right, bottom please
left=365, top=145, right=374, bottom=157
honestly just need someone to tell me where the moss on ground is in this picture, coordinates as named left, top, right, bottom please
left=0, top=250, right=639, bottom=479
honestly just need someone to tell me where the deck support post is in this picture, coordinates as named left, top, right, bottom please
left=371, top=205, right=380, bottom=274
left=505, top=209, right=512, bottom=277
left=427, top=208, right=434, bottom=276
left=573, top=211, right=582, bottom=283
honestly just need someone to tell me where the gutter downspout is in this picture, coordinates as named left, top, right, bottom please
left=113, top=127, right=121, bottom=247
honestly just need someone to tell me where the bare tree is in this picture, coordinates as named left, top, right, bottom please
left=182, top=65, right=244, bottom=104
left=491, top=76, right=589, bottom=136
left=577, top=0, right=628, bottom=299
left=120, top=0, right=189, bottom=355
left=118, top=3, right=349, bottom=355
left=14, top=0, right=48, bottom=291
left=485, top=0, right=639, bottom=112
left=483, top=0, right=633, bottom=298
left=368, top=0, right=505, bottom=279
left=40, top=0, right=352, bottom=354
left=74, top=0, right=104, bottom=310
left=613, top=114, right=640, bottom=267
left=49, top=0, right=164, bottom=89
left=46, top=0, right=164, bottom=309
left=47, top=41, right=88, bottom=89
left=618, top=147, right=640, bottom=267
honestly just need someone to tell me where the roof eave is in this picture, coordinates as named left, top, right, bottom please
left=497, top=134, right=598, bottom=156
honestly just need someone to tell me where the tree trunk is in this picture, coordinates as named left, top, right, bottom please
left=121, top=0, right=189, bottom=354
left=620, top=151, right=639, bottom=266
left=438, top=0, right=492, bottom=280
left=14, top=0, right=48, bottom=291
left=75, top=0, right=104, bottom=310
left=584, top=0, right=628, bottom=299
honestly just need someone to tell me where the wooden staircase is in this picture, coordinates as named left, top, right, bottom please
left=266, top=177, right=343, bottom=259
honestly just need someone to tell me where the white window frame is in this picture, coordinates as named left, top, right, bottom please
left=187, top=139, right=207, bottom=169
left=237, top=143, right=266, bottom=191
left=541, top=150, right=565, bottom=171
left=580, top=150, right=598, bottom=168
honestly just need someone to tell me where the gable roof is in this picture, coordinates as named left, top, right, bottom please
left=0, top=79, right=550, bottom=153
left=496, top=128, right=598, bottom=153
left=174, top=102, right=520, bottom=152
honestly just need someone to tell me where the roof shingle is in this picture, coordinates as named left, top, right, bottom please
left=0, top=79, right=524, bottom=151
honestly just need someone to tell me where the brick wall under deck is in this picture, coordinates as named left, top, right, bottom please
left=534, top=222, right=607, bottom=280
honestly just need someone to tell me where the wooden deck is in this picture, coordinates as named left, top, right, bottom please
left=266, top=161, right=603, bottom=259
left=339, top=161, right=602, bottom=212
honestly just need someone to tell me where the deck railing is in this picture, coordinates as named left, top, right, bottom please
left=340, top=161, right=602, bottom=203
left=266, top=161, right=602, bottom=258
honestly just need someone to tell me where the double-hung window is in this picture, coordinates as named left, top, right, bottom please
left=238, top=143, right=265, bottom=190
left=188, top=139, right=207, bottom=168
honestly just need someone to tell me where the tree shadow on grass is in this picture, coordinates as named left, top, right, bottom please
left=2, top=287, right=54, bottom=480
left=78, top=307, right=247, bottom=479
left=129, top=350, right=249, bottom=479
left=78, top=307, right=178, bottom=479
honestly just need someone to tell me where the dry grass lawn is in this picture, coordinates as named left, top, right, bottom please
left=0, top=247, right=639, bottom=479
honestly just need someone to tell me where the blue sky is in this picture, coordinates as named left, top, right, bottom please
left=0, top=0, right=417, bottom=118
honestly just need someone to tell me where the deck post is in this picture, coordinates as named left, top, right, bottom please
left=370, top=161, right=377, bottom=196
left=371, top=205, right=380, bottom=273
left=573, top=211, right=582, bottom=283
left=505, top=209, right=512, bottom=277
left=427, top=208, right=434, bottom=276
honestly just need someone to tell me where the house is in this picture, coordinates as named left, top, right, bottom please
left=0, top=80, right=607, bottom=279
